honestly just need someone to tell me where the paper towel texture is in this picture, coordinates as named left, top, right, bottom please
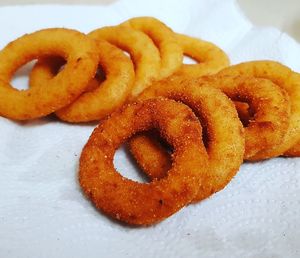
left=0, top=0, right=299, bottom=257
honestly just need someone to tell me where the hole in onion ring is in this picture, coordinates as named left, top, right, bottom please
left=183, top=55, right=198, bottom=65
left=11, top=60, right=36, bottom=90
left=113, top=143, right=150, bottom=183
left=95, top=66, right=106, bottom=81
left=234, top=101, right=255, bottom=127
left=122, top=51, right=130, bottom=58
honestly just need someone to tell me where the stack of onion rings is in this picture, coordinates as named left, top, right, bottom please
left=24, top=18, right=230, bottom=122
left=89, top=26, right=161, bottom=99
left=0, top=17, right=299, bottom=226
left=30, top=40, right=135, bottom=122
left=121, top=16, right=183, bottom=79
left=129, top=77, right=245, bottom=202
left=218, top=61, right=300, bottom=159
left=0, top=28, right=99, bottom=120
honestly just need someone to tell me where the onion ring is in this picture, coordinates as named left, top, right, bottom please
left=129, top=78, right=245, bottom=202
left=198, top=74, right=290, bottom=160
left=175, top=33, right=230, bottom=77
left=79, top=98, right=209, bottom=225
left=203, top=74, right=289, bottom=159
left=0, top=28, right=99, bottom=120
left=120, top=16, right=183, bottom=79
left=88, top=26, right=161, bottom=99
left=29, top=40, right=135, bottom=122
left=218, top=61, right=300, bottom=159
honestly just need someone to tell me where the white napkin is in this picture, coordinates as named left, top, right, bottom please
left=0, top=1, right=300, bottom=257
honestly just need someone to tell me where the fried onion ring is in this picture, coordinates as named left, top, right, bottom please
left=88, top=26, right=160, bottom=99
left=205, top=74, right=289, bottom=159
left=0, top=28, right=99, bottom=120
left=29, top=40, right=135, bottom=122
left=129, top=79, right=245, bottom=202
left=198, top=74, right=290, bottom=160
left=218, top=61, right=300, bottom=159
left=121, top=16, right=183, bottom=79
left=79, top=98, right=209, bottom=225
left=175, top=33, right=230, bottom=77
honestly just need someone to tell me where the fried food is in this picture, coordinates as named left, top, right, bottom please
left=30, top=40, right=135, bottom=122
left=79, top=98, right=209, bottom=225
left=1, top=17, right=299, bottom=227
left=0, top=28, right=99, bottom=120
left=130, top=75, right=290, bottom=160
left=284, top=142, right=300, bottom=157
left=121, top=16, right=183, bottom=79
left=234, top=101, right=253, bottom=127
left=129, top=79, right=245, bottom=202
left=88, top=26, right=161, bottom=99
left=129, top=130, right=172, bottom=180
left=175, top=33, right=230, bottom=77
left=218, top=61, right=300, bottom=159
left=198, top=74, right=291, bottom=160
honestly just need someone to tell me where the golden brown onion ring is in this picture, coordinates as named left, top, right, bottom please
left=79, top=98, right=209, bottom=225
left=30, top=40, right=135, bottom=122
left=175, top=33, right=230, bottom=77
left=129, top=79, right=245, bottom=202
left=0, top=28, right=99, bottom=120
left=198, top=74, right=290, bottom=160
left=218, top=61, right=300, bottom=159
left=88, top=26, right=160, bottom=99
left=121, top=16, right=183, bottom=79
left=202, top=74, right=290, bottom=159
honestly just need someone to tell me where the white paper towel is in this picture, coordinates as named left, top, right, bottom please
left=0, top=1, right=300, bottom=258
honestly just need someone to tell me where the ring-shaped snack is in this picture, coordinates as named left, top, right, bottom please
left=175, top=33, right=230, bottom=78
left=129, top=79, right=245, bottom=202
left=198, top=74, right=291, bottom=160
left=0, top=28, right=99, bottom=120
left=218, top=61, right=300, bottom=159
left=88, top=26, right=161, bottom=99
left=29, top=40, right=135, bottom=122
left=121, top=16, right=183, bottom=79
left=79, top=98, right=209, bottom=225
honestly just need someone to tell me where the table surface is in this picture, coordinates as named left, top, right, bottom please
left=0, top=0, right=299, bottom=42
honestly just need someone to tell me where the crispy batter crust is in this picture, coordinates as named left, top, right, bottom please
left=121, top=16, right=183, bottom=79
left=198, top=74, right=291, bottom=160
left=0, top=28, right=99, bottom=120
left=88, top=26, right=161, bottom=99
left=79, top=98, right=209, bottom=225
left=175, top=33, right=230, bottom=77
left=30, top=40, right=135, bottom=122
left=129, top=78, right=245, bottom=202
left=218, top=61, right=300, bottom=159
